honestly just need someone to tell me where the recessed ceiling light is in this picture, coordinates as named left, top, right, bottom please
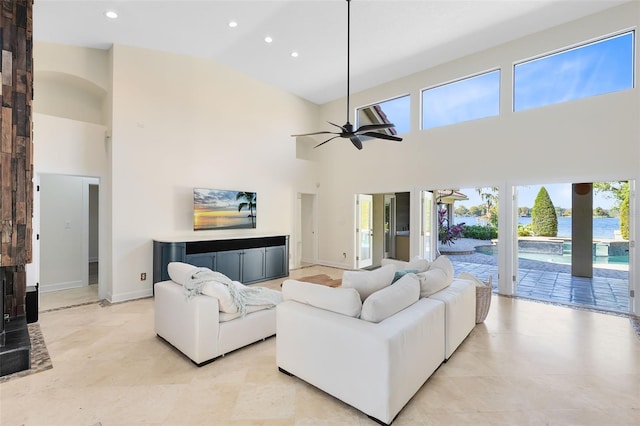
left=105, top=10, right=118, bottom=19
left=264, top=36, right=273, bottom=44
left=291, top=51, right=299, bottom=58
left=228, top=21, right=238, bottom=28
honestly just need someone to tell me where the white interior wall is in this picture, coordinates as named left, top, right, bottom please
left=108, top=44, right=320, bottom=302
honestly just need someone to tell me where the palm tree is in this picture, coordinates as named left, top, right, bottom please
left=236, top=192, right=256, bottom=217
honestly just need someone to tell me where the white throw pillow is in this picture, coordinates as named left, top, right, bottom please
left=167, top=262, right=199, bottom=285
left=407, top=256, right=431, bottom=272
left=360, top=274, right=420, bottom=323
left=201, top=281, right=237, bottom=313
left=429, top=255, right=454, bottom=286
left=167, top=262, right=237, bottom=313
left=341, top=264, right=396, bottom=301
left=415, top=268, right=450, bottom=298
left=282, top=280, right=362, bottom=318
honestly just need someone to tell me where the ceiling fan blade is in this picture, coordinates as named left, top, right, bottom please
left=355, top=123, right=396, bottom=133
left=350, top=136, right=363, bottom=150
left=291, top=131, right=337, bottom=137
left=327, top=121, right=347, bottom=132
left=314, top=135, right=341, bottom=149
left=361, top=132, right=403, bottom=142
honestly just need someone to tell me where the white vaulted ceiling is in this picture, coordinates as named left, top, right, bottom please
left=33, top=0, right=631, bottom=105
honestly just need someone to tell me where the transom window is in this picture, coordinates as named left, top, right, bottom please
left=514, top=31, right=634, bottom=112
left=421, top=70, right=500, bottom=130
left=357, top=94, right=410, bottom=136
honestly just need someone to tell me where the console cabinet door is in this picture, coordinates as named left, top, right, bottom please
left=185, top=253, right=216, bottom=270
left=265, top=245, right=286, bottom=279
left=215, top=250, right=242, bottom=281
left=242, top=248, right=266, bottom=284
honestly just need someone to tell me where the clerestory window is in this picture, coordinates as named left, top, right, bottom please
left=513, top=31, right=634, bottom=112
left=421, top=70, right=500, bottom=130
left=357, top=94, right=410, bottom=137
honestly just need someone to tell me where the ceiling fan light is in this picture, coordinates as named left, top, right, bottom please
left=228, top=21, right=238, bottom=28
left=104, top=10, right=118, bottom=19
left=291, top=51, right=299, bottom=58
left=264, top=36, right=273, bottom=44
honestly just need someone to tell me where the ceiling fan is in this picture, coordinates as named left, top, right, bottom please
left=291, top=0, right=403, bottom=150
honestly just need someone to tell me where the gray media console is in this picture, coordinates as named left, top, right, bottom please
left=153, top=235, right=289, bottom=286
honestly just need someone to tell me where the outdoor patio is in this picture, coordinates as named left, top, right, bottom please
left=443, top=238, right=630, bottom=314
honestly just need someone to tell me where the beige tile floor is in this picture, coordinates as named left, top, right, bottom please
left=2, top=265, right=639, bottom=425
left=39, top=284, right=99, bottom=312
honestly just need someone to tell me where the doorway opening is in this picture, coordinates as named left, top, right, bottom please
left=512, top=181, right=630, bottom=313
left=38, top=174, right=101, bottom=311
left=296, top=193, right=317, bottom=268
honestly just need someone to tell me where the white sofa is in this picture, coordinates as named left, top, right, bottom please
left=154, top=262, right=279, bottom=366
left=276, top=256, right=475, bottom=425
left=382, top=256, right=476, bottom=360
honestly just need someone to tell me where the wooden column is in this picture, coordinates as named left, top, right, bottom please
left=0, top=0, right=33, bottom=318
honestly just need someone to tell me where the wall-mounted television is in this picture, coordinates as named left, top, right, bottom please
left=193, top=188, right=257, bottom=231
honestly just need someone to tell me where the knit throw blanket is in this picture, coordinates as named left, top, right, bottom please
left=184, top=268, right=282, bottom=316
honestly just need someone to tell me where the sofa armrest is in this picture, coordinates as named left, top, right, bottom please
left=154, top=280, right=221, bottom=364
left=276, top=297, right=444, bottom=424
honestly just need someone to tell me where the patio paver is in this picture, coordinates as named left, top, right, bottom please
left=442, top=239, right=630, bottom=314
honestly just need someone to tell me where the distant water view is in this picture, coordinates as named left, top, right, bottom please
left=455, top=216, right=620, bottom=239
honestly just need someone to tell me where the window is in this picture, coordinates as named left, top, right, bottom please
left=421, top=70, right=500, bottom=130
left=357, top=95, right=410, bottom=136
left=514, top=31, right=634, bottom=112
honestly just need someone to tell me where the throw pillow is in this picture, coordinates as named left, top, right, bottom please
left=407, top=256, right=431, bottom=272
left=392, top=269, right=418, bottom=283
left=167, top=262, right=199, bottom=285
left=360, top=273, right=420, bottom=323
left=341, top=264, right=396, bottom=301
left=429, top=255, right=454, bottom=286
left=415, top=268, right=450, bottom=297
left=282, top=280, right=362, bottom=318
left=201, top=281, right=237, bottom=313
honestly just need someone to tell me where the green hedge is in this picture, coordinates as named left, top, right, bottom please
left=462, top=225, right=497, bottom=240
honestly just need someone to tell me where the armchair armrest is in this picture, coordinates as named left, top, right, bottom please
left=154, top=280, right=221, bottom=364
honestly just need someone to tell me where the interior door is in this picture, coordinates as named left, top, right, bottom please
left=357, top=194, right=374, bottom=269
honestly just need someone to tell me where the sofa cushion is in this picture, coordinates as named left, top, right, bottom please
left=341, top=264, right=396, bottom=301
left=282, top=280, right=362, bottom=317
left=218, top=304, right=273, bottom=322
left=429, top=255, right=454, bottom=285
left=167, top=261, right=199, bottom=286
left=380, top=256, right=430, bottom=272
left=415, top=268, right=450, bottom=297
left=360, top=274, right=420, bottom=323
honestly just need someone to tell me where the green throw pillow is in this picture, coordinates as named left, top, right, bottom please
left=392, top=269, right=418, bottom=283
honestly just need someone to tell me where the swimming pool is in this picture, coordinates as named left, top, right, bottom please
left=474, top=244, right=629, bottom=266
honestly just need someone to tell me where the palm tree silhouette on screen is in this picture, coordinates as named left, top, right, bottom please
left=236, top=192, right=256, bottom=218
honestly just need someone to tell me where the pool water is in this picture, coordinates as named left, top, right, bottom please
left=474, top=244, right=629, bottom=265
